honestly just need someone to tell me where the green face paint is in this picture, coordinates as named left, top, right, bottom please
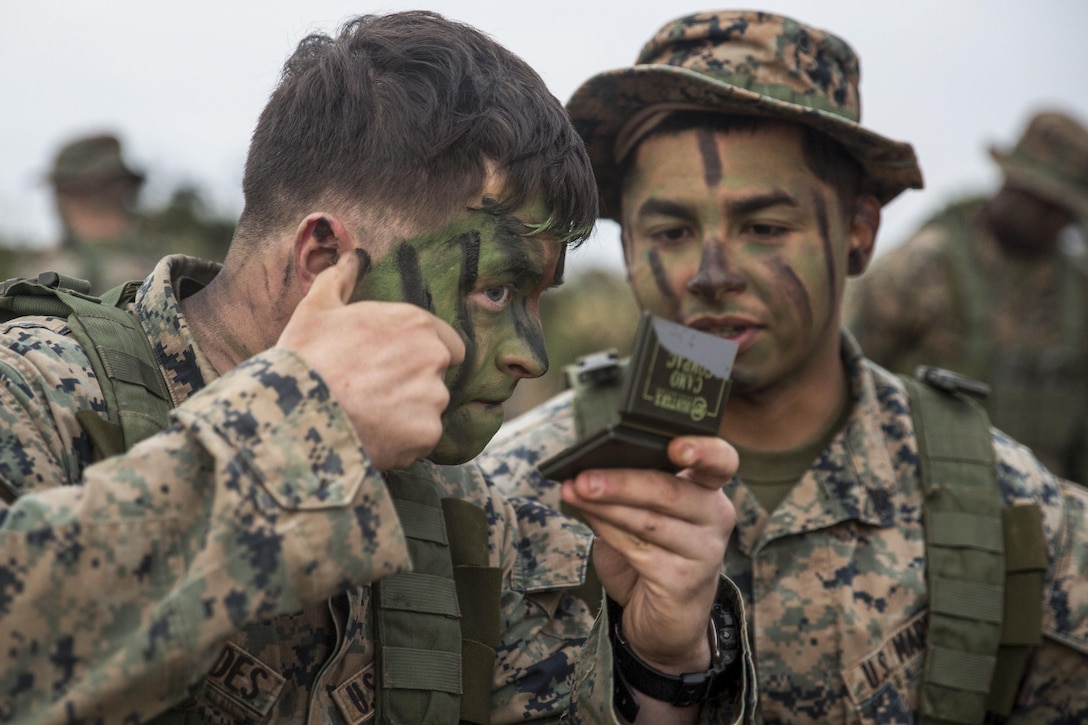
left=354, top=200, right=562, bottom=464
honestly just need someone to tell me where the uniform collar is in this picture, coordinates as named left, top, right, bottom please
left=728, top=331, right=900, bottom=557
left=133, top=254, right=222, bottom=407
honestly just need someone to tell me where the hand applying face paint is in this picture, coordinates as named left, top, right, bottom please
left=276, top=248, right=466, bottom=471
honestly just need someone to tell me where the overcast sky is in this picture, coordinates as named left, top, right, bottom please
left=2, top=0, right=1086, bottom=276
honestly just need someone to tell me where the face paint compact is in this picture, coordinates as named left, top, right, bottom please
left=538, top=312, right=738, bottom=481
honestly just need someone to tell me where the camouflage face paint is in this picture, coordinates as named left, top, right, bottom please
left=647, top=248, right=676, bottom=304
left=620, top=124, right=855, bottom=398
left=764, top=255, right=813, bottom=332
left=814, top=191, right=839, bottom=309
left=353, top=200, right=559, bottom=464
left=697, top=128, right=724, bottom=188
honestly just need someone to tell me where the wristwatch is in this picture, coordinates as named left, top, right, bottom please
left=608, top=597, right=740, bottom=722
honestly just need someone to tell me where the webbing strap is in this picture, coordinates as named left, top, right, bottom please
left=381, top=647, right=462, bottom=692
left=943, top=223, right=993, bottom=382
left=0, top=276, right=172, bottom=456
left=395, top=499, right=450, bottom=544
left=55, top=286, right=172, bottom=450
left=905, top=375, right=1004, bottom=725
left=380, top=573, right=460, bottom=616
left=987, top=504, right=1045, bottom=717
left=378, top=466, right=463, bottom=725
left=442, top=497, right=501, bottom=725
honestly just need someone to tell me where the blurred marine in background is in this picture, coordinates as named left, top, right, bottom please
left=845, top=109, right=1088, bottom=483
left=2, top=133, right=232, bottom=290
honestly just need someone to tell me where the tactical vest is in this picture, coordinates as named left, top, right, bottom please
left=937, top=208, right=1088, bottom=478
left=561, top=352, right=1046, bottom=723
left=902, top=369, right=1045, bottom=724
left=0, top=273, right=501, bottom=724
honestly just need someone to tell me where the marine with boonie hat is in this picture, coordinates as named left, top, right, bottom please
left=483, top=9, right=1088, bottom=723
left=5, top=132, right=231, bottom=291
left=846, top=107, right=1088, bottom=484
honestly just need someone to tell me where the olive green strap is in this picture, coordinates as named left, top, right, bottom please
left=443, top=497, right=501, bottom=725
left=56, top=285, right=172, bottom=451
left=905, top=375, right=1004, bottom=725
left=941, top=216, right=993, bottom=382
left=378, top=467, right=464, bottom=724
left=986, top=503, right=1046, bottom=717
left=0, top=275, right=171, bottom=456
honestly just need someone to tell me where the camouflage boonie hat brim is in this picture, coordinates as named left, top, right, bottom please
left=567, top=10, right=924, bottom=221
left=988, top=110, right=1088, bottom=220
left=47, top=133, right=145, bottom=188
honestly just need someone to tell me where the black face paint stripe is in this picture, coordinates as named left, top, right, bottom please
left=445, top=230, right=482, bottom=402
left=648, top=248, right=676, bottom=303
left=766, top=256, right=813, bottom=331
left=814, top=191, right=837, bottom=308
left=512, top=298, right=548, bottom=374
left=395, top=244, right=433, bottom=312
left=697, top=128, right=723, bottom=188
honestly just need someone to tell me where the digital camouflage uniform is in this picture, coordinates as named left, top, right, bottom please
left=844, top=111, right=1088, bottom=484
left=0, top=255, right=751, bottom=723
left=482, top=332, right=1088, bottom=723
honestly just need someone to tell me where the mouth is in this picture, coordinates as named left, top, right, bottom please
left=685, top=314, right=762, bottom=340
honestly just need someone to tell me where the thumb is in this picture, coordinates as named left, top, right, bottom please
left=308, top=248, right=371, bottom=307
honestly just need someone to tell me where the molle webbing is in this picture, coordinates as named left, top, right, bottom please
left=379, top=466, right=501, bottom=724
left=0, top=275, right=172, bottom=457
left=904, top=376, right=1044, bottom=724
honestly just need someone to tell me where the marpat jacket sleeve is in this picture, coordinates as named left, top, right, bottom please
left=0, top=337, right=410, bottom=723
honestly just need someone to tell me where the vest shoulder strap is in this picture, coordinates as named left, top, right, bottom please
left=902, top=367, right=1045, bottom=724
left=380, top=464, right=502, bottom=725
left=0, top=273, right=171, bottom=457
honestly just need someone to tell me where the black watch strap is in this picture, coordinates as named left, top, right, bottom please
left=608, top=597, right=740, bottom=721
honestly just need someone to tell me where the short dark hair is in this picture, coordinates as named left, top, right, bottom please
left=238, top=11, right=597, bottom=245
left=619, top=112, right=864, bottom=214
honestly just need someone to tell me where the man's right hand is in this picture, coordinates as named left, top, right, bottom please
left=275, top=249, right=466, bottom=470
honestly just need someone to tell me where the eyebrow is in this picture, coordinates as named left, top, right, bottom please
left=636, top=199, right=693, bottom=221
left=636, top=191, right=799, bottom=221
left=484, top=242, right=563, bottom=289
left=727, top=191, right=799, bottom=216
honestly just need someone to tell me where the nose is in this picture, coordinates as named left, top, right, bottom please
left=498, top=326, right=549, bottom=381
left=686, top=239, right=746, bottom=301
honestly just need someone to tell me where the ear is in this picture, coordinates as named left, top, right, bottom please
left=292, top=213, right=358, bottom=295
left=846, top=196, right=881, bottom=277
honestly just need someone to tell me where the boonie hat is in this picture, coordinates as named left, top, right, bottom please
left=989, top=110, right=1088, bottom=220
left=567, top=10, right=924, bottom=220
left=48, top=133, right=145, bottom=189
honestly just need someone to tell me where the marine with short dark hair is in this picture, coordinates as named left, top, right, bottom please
left=0, top=11, right=749, bottom=723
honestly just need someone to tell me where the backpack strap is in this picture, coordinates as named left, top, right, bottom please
left=379, top=464, right=502, bottom=724
left=0, top=273, right=171, bottom=457
left=903, top=369, right=1044, bottom=723
left=442, top=496, right=502, bottom=725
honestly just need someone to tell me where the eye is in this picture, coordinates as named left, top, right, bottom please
left=649, top=226, right=695, bottom=246
left=480, top=285, right=513, bottom=310
left=746, top=222, right=789, bottom=239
